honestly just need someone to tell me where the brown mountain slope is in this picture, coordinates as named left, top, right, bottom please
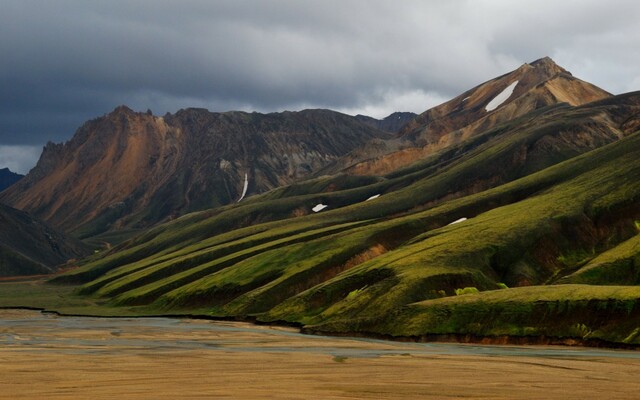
left=0, top=203, right=88, bottom=276
left=320, top=57, right=612, bottom=176
left=0, top=108, right=388, bottom=237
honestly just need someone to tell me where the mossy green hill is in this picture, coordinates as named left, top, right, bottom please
left=46, top=91, right=640, bottom=346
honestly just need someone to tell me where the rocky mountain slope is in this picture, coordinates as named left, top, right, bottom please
left=0, top=203, right=88, bottom=276
left=0, top=168, right=23, bottom=192
left=321, top=57, right=612, bottom=176
left=0, top=108, right=388, bottom=238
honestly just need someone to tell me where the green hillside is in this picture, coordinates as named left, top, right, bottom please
left=47, top=92, right=640, bottom=345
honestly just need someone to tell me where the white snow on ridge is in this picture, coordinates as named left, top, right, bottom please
left=485, top=81, right=518, bottom=112
left=365, top=194, right=380, bottom=201
left=447, top=217, right=467, bottom=226
left=237, top=173, right=249, bottom=202
left=312, top=203, right=328, bottom=212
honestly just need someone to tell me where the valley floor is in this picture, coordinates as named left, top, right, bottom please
left=2, top=309, right=640, bottom=399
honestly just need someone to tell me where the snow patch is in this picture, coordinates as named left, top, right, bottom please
left=237, top=173, right=249, bottom=202
left=312, top=203, right=328, bottom=212
left=462, top=96, right=470, bottom=102
left=365, top=194, right=380, bottom=201
left=447, top=217, right=467, bottom=226
left=485, top=81, right=518, bottom=112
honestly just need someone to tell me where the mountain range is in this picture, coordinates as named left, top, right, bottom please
left=0, top=108, right=391, bottom=238
left=2, top=57, right=640, bottom=346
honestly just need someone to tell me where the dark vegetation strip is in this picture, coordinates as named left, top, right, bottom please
left=110, top=221, right=379, bottom=306
left=79, top=220, right=373, bottom=296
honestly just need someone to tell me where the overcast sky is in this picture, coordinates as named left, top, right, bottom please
left=1, top=0, right=640, bottom=173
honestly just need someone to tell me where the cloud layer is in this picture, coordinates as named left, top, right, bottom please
left=1, top=0, right=639, bottom=170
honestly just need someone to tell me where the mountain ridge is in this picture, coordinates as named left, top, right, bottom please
left=0, top=108, right=389, bottom=237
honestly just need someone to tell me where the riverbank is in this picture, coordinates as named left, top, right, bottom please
left=3, top=309, right=640, bottom=400
left=3, top=279, right=640, bottom=351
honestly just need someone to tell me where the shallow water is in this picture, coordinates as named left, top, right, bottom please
left=1, top=308, right=638, bottom=359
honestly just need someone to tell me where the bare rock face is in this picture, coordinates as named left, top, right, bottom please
left=325, top=57, right=612, bottom=176
left=0, top=107, right=388, bottom=237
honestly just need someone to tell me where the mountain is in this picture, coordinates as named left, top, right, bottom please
left=0, top=108, right=388, bottom=238
left=0, top=203, right=88, bottom=277
left=49, top=88, right=640, bottom=345
left=354, top=112, right=417, bottom=133
left=0, top=168, right=23, bottom=192
left=321, top=57, right=612, bottom=176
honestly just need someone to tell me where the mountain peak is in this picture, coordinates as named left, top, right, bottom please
left=339, top=56, right=612, bottom=176
left=530, top=56, right=555, bottom=65
left=527, top=56, right=569, bottom=76
left=111, top=105, right=135, bottom=115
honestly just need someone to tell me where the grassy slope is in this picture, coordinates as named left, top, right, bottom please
left=365, top=285, right=640, bottom=345
left=560, top=235, right=640, bottom=285
left=0, top=280, right=150, bottom=316
left=43, top=95, right=640, bottom=345
left=264, top=133, right=640, bottom=328
left=0, top=246, right=49, bottom=276
left=0, top=203, right=89, bottom=277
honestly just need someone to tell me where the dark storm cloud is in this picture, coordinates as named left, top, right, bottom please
left=1, top=0, right=640, bottom=173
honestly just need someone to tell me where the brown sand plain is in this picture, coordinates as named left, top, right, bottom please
left=2, top=309, right=640, bottom=399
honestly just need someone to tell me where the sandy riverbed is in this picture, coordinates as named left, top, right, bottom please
left=2, top=309, right=640, bottom=399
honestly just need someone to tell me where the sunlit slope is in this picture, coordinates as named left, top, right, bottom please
left=357, top=285, right=640, bottom=345
left=263, top=131, right=640, bottom=328
left=559, top=235, right=640, bottom=285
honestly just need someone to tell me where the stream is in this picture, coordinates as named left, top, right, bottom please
left=2, top=309, right=639, bottom=359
